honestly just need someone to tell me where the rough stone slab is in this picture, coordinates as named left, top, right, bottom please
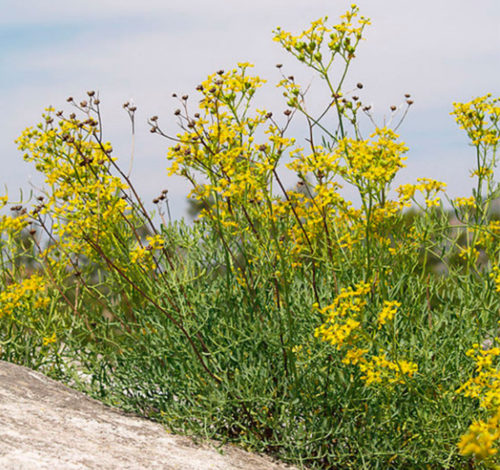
left=0, top=360, right=298, bottom=470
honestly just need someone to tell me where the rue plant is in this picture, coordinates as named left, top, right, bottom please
left=1, top=5, right=499, bottom=468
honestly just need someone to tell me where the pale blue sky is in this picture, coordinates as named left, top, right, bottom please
left=1, top=0, right=499, bottom=219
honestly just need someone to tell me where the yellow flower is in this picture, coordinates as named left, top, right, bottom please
left=458, top=410, right=500, bottom=461
left=43, top=332, right=57, bottom=346
left=377, top=300, right=401, bottom=328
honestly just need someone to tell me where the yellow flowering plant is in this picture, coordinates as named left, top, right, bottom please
left=1, top=5, right=499, bottom=468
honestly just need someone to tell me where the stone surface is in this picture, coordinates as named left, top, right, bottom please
left=0, top=360, right=297, bottom=470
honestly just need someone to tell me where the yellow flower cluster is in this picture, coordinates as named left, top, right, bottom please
left=130, top=235, right=165, bottom=271
left=167, top=64, right=279, bottom=210
left=336, top=128, right=408, bottom=196
left=457, top=342, right=500, bottom=462
left=491, top=267, right=500, bottom=293
left=273, top=5, right=370, bottom=67
left=457, top=344, right=500, bottom=406
left=15, top=108, right=133, bottom=265
left=458, top=411, right=500, bottom=461
left=0, top=214, right=28, bottom=234
left=452, top=94, right=500, bottom=148
left=0, top=275, right=50, bottom=319
left=357, top=353, right=418, bottom=386
left=42, top=332, right=57, bottom=346
left=377, top=300, right=401, bottom=328
left=314, top=282, right=370, bottom=349
left=397, top=178, right=446, bottom=209
left=458, top=245, right=480, bottom=264
left=341, top=347, right=417, bottom=386
left=454, top=196, right=476, bottom=210
left=315, top=282, right=417, bottom=388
